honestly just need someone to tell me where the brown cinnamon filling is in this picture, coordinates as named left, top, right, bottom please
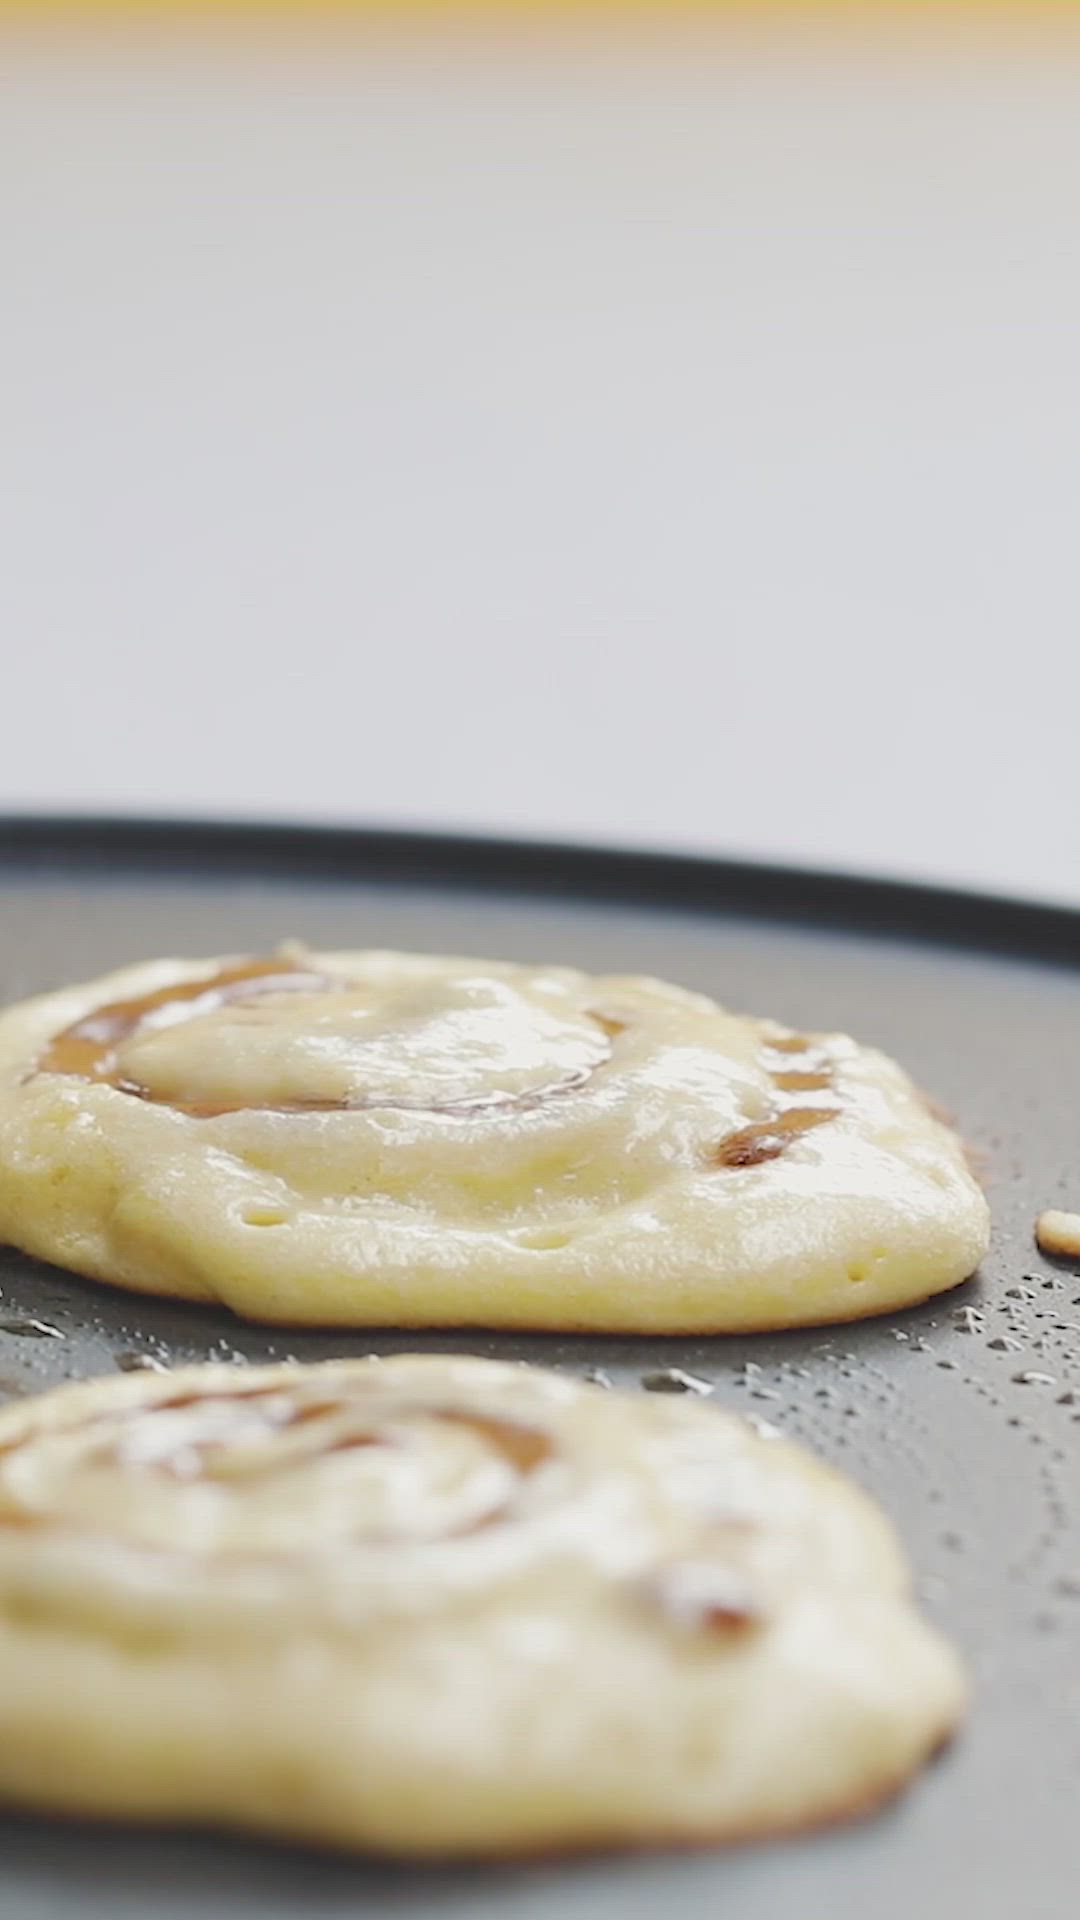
left=589, top=1009, right=629, bottom=1039
left=109, top=1386, right=554, bottom=1482
left=438, top=1411, right=553, bottom=1476
left=768, top=1065, right=833, bottom=1093
left=764, top=1031, right=812, bottom=1053
left=712, top=1031, right=839, bottom=1169
left=35, top=958, right=609, bottom=1120
left=713, top=1106, right=836, bottom=1168
left=40, top=968, right=835, bottom=1166
left=37, top=960, right=344, bottom=1100
left=0, top=1383, right=554, bottom=1548
left=643, top=1560, right=763, bottom=1635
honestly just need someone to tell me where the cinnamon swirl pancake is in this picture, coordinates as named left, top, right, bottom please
left=0, top=947, right=988, bottom=1329
left=0, top=1356, right=965, bottom=1854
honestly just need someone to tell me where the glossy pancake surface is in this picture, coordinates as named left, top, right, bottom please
left=0, top=948, right=989, bottom=1330
left=0, top=1355, right=965, bottom=1855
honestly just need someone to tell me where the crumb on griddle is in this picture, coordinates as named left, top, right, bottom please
left=1035, top=1209, right=1080, bottom=1263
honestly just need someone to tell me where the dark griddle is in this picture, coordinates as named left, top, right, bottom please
left=0, top=816, right=1076, bottom=1920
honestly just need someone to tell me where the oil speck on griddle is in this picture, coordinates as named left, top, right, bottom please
left=0, top=1318, right=63, bottom=1340
left=952, top=1304, right=985, bottom=1334
left=640, top=1368, right=712, bottom=1396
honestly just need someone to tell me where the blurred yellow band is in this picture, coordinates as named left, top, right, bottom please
left=4, top=0, right=1080, bottom=30
left=4, top=1, right=1080, bottom=12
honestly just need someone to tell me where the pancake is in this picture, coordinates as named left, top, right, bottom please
left=0, top=947, right=989, bottom=1330
left=0, top=1355, right=966, bottom=1855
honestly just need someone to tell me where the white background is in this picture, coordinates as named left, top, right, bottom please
left=2, top=19, right=1079, bottom=902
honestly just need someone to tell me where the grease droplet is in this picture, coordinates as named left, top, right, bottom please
left=1012, top=1371, right=1057, bottom=1387
left=641, top=1368, right=712, bottom=1396
left=0, top=1318, right=62, bottom=1340
left=115, top=1352, right=166, bottom=1374
left=952, top=1306, right=984, bottom=1333
left=987, top=1336, right=1024, bottom=1352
